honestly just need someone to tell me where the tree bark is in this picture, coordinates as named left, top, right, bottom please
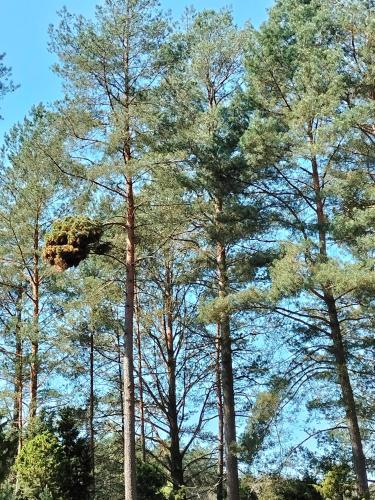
left=135, top=286, right=146, bottom=462
left=13, top=288, right=23, bottom=453
left=89, top=329, right=95, bottom=499
left=325, top=292, right=369, bottom=498
left=215, top=323, right=224, bottom=500
left=29, top=215, right=40, bottom=419
left=215, top=208, right=240, bottom=500
left=123, top=175, right=137, bottom=500
left=121, top=2, right=137, bottom=494
left=116, top=326, right=125, bottom=444
left=164, top=264, right=185, bottom=493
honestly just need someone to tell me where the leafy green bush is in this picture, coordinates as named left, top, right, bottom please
left=137, top=460, right=167, bottom=499
left=14, top=431, right=64, bottom=499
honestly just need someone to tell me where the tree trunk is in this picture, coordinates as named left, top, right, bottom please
left=116, top=327, right=125, bottom=444
left=135, top=286, right=146, bottom=462
left=216, top=323, right=224, bottom=500
left=123, top=175, right=137, bottom=500
left=216, top=230, right=240, bottom=500
left=165, top=264, right=184, bottom=493
left=29, top=217, right=40, bottom=419
left=89, top=329, right=95, bottom=499
left=13, top=288, right=23, bottom=453
left=325, top=292, right=369, bottom=498
left=310, top=142, right=369, bottom=498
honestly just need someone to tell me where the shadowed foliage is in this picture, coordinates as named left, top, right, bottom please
left=43, top=216, right=104, bottom=271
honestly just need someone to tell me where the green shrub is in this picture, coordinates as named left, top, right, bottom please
left=14, top=431, right=64, bottom=499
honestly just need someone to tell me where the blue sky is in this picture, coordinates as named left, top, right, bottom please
left=0, top=0, right=273, bottom=139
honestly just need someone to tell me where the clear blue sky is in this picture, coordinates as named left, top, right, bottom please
left=0, top=0, right=273, bottom=139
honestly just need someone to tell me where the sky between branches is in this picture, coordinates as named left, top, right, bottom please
left=0, top=0, right=274, bottom=140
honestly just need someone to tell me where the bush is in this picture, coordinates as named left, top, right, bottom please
left=14, top=431, right=64, bottom=499
left=252, top=475, right=323, bottom=500
left=137, top=460, right=167, bottom=499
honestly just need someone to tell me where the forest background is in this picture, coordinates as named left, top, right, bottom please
left=0, top=0, right=373, bottom=499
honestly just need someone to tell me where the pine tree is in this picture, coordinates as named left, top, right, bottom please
left=152, top=10, right=272, bottom=498
left=236, top=0, right=375, bottom=495
left=0, top=105, right=68, bottom=423
left=49, top=2, right=171, bottom=497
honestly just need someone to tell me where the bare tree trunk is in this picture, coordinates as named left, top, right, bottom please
left=29, top=216, right=40, bottom=419
left=123, top=175, right=137, bottom=500
left=116, top=326, right=125, bottom=444
left=164, top=264, right=184, bottom=493
left=89, top=329, right=95, bottom=499
left=325, top=293, right=369, bottom=498
left=215, top=323, right=224, bottom=500
left=121, top=2, right=137, bottom=494
left=135, top=286, right=146, bottom=462
left=13, top=288, right=23, bottom=453
left=309, top=140, right=369, bottom=498
left=216, top=233, right=240, bottom=500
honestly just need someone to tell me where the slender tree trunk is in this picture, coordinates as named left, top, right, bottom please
left=29, top=216, right=40, bottom=419
left=215, top=323, right=224, bottom=500
left=123, top=175, right=137, bottom=500
left=164, top=265, right=184, bottom=493
left=325, top=293, right=369, bottom=498
left=116, top=322, right=126, bottom=494
left=13, top=288, right=23, bottom=453
left=121, top=3, right=137, bottom=494
left=89, top=329, right=95, bottom=499
left=309, top=140, right=369, bottom=498
left=215, top=213, right=240, bottom=500
left=135, top=286, right=146, bottom=462
left=116, top=326, right=125, bottom=443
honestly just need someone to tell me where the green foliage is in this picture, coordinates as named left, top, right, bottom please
left=317, top=464, right=357, bottom=500
left=241, top=389, right=283, bottom=465
left=43, top=216, right=104, bottom=271
left=0, top=422, right=17, bottom=483
left=0, top=481, right=16, bottom=500
left=57, top=408, right=92, bottom=500
left=94, top=434, right=124, bottom=500
left=253, top=475, right=323, bottom=500
left=39, top=486, right=54, bottom=500
left=14, top=431, right=64, bottom=499
left=240, top=475, right=258, bottom=499
left=137, top=460, right=167, bottom=499
left=0, top=53, right=16, bottom=116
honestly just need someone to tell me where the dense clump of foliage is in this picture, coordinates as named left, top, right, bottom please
left=245, top=475, right=324, bottom=500
left=14, top=431, right=64, bottom=499
left=317, top=464, right=357, bottom=500
left=56, top=408, right=92, bottom=500
left=43, top=216, right=104, bottom=271
left=136, top=460, right=167, bottom=500
left=0, top=422, right=17, bottom=484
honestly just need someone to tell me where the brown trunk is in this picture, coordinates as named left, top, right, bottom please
left=122, top=3, right=137, bottom=494
left=29, top=215, right=40, bottom=419
left=123, top=175, right=137, bottom=500
left=215, top=201, right=240, bottom=500
left=116, top=327, right=125, bottom=443
left=13, top=288, right=23, bottom=453
left=135, top=286, right=146, bottom=462
left=325, top=292, right=369, bottom=498
left=164, top=264, right=184, bottom=492
left=309, top=140, right=369, bottom=497
left=216, top=323, right=224, bottom=500
left=89, top=329, right=95, bottom=499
